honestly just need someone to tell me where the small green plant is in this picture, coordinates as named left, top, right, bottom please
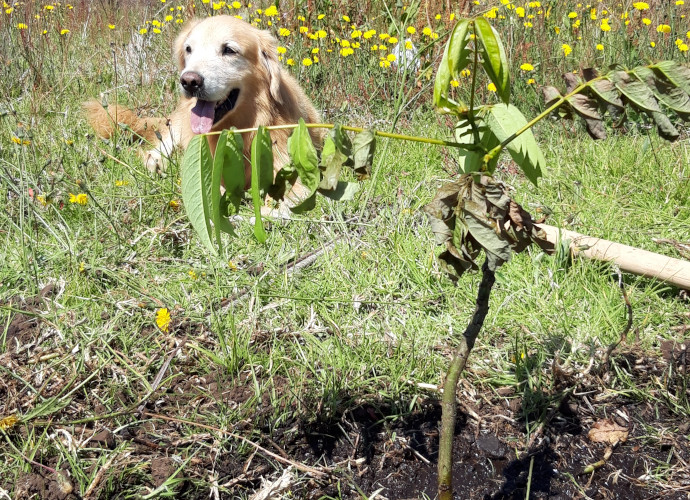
left=179, top=16, right=690, bottom=500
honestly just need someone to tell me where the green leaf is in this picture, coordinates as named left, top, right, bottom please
left=319, top=136, right=346, bottom=191
left=474, top=18, right=510, bottom=104
left=331, top=123, right=353, bottom=162
left=434, top=40, right=453, bottom=109
left=288, top=118, right=320, bottom=193
left=484, top=104, right=544, bottom=184
left=351, top=130, right=376, bottom=178
left=609, top=71, right=660, bottom=112
left=652, top=61, right=690, bottom=96
left=454, top=118, right=499, bottom=174
left=250, top=126, right=272, bottom=243
left=609, top=71, right=679, bottom=140
left=447, top=19, right=472, bottom=79
left=634, top=66, right=690, bottom=120
left=211, top=130, right=228, bottom=247
left=287, top=193, right=316, bottom=214
left=221, top=128, right=246, bottom=216
left=585, top=79, right=624, bottom=109
left=180, top=135, right=217, bottom=255
left=318, top=181, right=360, bottom=201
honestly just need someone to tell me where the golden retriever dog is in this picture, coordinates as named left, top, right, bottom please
left=85, top=15, right=322, bottom=206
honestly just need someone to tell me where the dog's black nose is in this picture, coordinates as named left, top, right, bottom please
left=180, top=72, right=204, bottom=93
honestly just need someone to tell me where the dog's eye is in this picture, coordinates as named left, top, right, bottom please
left=185, top=45, right=192, bottom=54
left=223, top=45, right=237, bottom=56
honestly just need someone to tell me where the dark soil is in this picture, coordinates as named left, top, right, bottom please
left=2, top=296, right=690, bottom=499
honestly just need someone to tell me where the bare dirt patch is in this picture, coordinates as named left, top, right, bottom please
left=2, top=316, right=689, bottom=499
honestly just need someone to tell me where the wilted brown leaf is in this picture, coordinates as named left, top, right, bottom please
left=587, top=419, right=629, bottom=444
left=423, top=174, right=554, bottom=279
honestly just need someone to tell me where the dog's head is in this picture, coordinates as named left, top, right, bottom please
left=173, top=16, right=283, bottom=134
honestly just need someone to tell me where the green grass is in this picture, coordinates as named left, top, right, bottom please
left=1, top=2, right=690, bottom=498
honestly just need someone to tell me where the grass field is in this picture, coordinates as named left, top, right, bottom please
left=1, top=1, right=690, bottom=499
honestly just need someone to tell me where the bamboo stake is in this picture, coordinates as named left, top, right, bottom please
left=538, top=224, right=690, bottom=290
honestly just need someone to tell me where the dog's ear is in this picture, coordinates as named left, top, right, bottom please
left=173, top=19, right=201, bottom=70
left=258, top=30, right=283, bottom=104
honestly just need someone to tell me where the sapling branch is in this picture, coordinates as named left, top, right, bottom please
left=203, top=123, right=482, bottom=152
left=438, top=259, right=496, bottom=500
left=483, top=80, right=591, bottom=165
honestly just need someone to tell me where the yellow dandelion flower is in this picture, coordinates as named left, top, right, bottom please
left=406, top=26, right=416, bottom=34
left=388, top=37, right=398, bottom=44
left=264, top=5, right=277, bottom=16
left=342, top=15, right=350, bottom=22
left=596, top=43, right=604, bottom=50
left=657, top=24, right=671, bottom=33
left=17, top=23, right=28, bottom=29
left=0, top=415, right=19, bottom=431
left=527, top=78, right=536, bottom=84
left=364, top=29, right=376, bottom=38
left=232, top=1, right=241, bottom=7
left=155, top=308, right=171, bottom=332
left=632, top=2, right=649, bottom=9
left=316, top=29, right=327, bottom=38
left=568, top=12, right=577, bottom=18
left=287, top=58, right=294, bottom=65
left=680, top=43, right=689, bottom=52
left=317, top=13, right=325, bottom=20
left=642, top=18, right=651, bottom=25
left=520, top=63, right=534, bottom=71
left=69, top=193, right=88, bottom=205
left=108, top=23, right=115, bottom=29
left=487, top=83, right=497, bottom=92
left=450, top=80, right=459, bottom=87
left=386, top=53, right=396, bottom=62
left=277, top=46, right=287, bottom=54
left=561, top=43, right=572, bottom=56
left=279, top=27, right=290, bottom=36
left=422, top=27, right=432, bottom=37
left=299, top=26, right=308, bottom=34
left=302, top=57, right=312, bottom=66
left=140, top=28, right=148, bottom=34
left=188, top=269, right=198, bottom=280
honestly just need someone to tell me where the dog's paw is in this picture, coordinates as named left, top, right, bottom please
left=144, top=150, right=163, bottom=173
left=259, top=204, right=293, bottom=220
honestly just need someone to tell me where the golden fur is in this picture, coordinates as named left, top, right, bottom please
left=85, top=15, right=322, bottom=195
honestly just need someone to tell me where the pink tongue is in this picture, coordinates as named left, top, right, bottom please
left=190, top=100, right=215, bottom=134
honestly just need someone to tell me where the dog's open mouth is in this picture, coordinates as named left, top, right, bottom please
left=190, top=89, right=240, bottom=134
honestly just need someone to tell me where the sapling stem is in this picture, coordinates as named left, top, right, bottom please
left=438, top=259, right=496, bottom=500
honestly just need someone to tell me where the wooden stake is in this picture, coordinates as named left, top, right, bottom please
left=538, top=224, right=690, bottom=290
